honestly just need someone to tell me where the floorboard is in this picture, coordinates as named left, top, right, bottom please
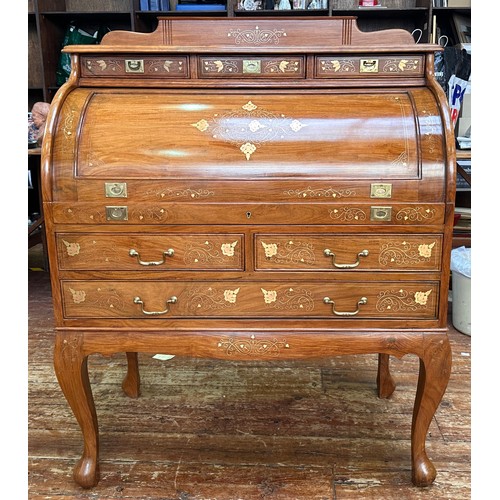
left=28, top=245, right=471, bottom=499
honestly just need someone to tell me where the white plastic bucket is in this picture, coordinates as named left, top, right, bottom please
left=452, top=270, right=471, bottom=335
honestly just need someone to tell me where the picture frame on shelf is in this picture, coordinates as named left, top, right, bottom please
left=452, top=13, right=471, bottom=44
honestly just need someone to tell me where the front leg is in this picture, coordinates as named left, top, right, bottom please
left=377, top=353, right=396, bottom=399
left=411, top=335, right=452, bottom=486
left=53, top=333, right=100, bottom=488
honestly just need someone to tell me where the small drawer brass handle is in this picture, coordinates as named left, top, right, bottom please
left=129, top=248, right=174, bottom=266
left=323, top=296, right=368, bottom=316
left=323, top=249, right=369, bottom=269
left=133, top=296, right=177, bottom=316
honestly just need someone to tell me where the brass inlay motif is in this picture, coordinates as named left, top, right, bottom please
left=69, top=288, right=86, bottom=304
left=284, top=186, right=356, bottom=198
left=186, top=286, right=238, bottom=312
left=85, top=59, right=122, bottom=73
left=320, top=59, right=356, bottom=73
left=191, top=100, right=306, bottom=160
left=370, top=183, right=392, bottom=199
left=262, top=240, right=315, bottom=265
left=62, top=239, right=80, bottom=257
left=261, top=287, right=314, bottom=311
left=144, top=187, right=215, bottom=199
left=221, top=241, right=238, bottom=257
left=228, top=26, right=287, bottom=45
left=105, top=182, right=127, bottom=198
left=217, top=334, right=290, bottom=357
left=396, top=207, right=436, bottom=222
left=323, top=296, right=368, bottom=316
left=370, top=206, right=392, bottom=222
left=328, top=207, right=367, bottom=222
left=379, top=241, right=436, bottom=266
left=376, top=289, right=433, bottom=312
left=360, top=59, right=379, bottom=73
left=383, top=59, right=420, bottom=73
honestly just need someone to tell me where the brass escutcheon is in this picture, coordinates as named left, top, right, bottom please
left=105, top=206, right=128, bottom=221
left=105, top=182, right=127, bottom=198
left=125, top=59, right=144, bottom=73
left=360, top=59, right=379, bottom=73
left=370, top=206, right=392, bottom=222
left=243, top=60, right=261, bottom=74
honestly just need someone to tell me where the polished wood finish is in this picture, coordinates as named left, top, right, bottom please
left=41, top=17, right=456, bottom=489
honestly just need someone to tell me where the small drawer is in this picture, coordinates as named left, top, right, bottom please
left=315, top=55, right=424, bottom=78
left=255, top=234, right=443, bottom=271
left=81, top=56, right=189, bottom=78
left=62, top=280, right=439, bottom=320
left=56, top=233, right=244, bottom=271
left=199, top=56, right=305, bottom=78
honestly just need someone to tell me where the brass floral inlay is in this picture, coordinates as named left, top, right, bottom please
left=261, top=287, right=314, bottom=311
left=217, top=334, right=290, bottom=357
left=223, top=288, right=240, bottom=303
left=320, top=59, right=356, bottom=73
left=69, top=288, right=86, bottom=304
left=383, top=59, right=420, bottom=73
left=396, top=207, right=436, bottom=222
left=228, top=26, right=287, bottom=45
left=186, top=287, right=238, bottom=312
left=283, top=186, right=357, bottom=198
left=221, top=241, right=238, bottom=257
left=379, top=241, right=436, bottom=266
left=261, top=240, right=315, bottom=265
left=328, top=207, right=367, bottom=222
left=144, top=187, right=215, bottom=199
left=376, top=289, right=433, bottom=312
left=191, top=101, right=307, bottom=160
left=62, top=239, right=80, bottom=256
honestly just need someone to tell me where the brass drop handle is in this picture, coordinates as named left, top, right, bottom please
left=323, top=249, right=369, bottom=269
left=129, top=248, right=174, bottom=266
left=323, top=296, right=368, bottom=316
left=133, top=296, right=178, bottom=316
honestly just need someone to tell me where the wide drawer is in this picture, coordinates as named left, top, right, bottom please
left=56, top=233, right=244, bottom=271
left=61, top=280, right=439, bottom=319
left=255, top=234, right=442, bottom=271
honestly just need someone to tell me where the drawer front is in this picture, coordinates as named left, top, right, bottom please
left=199, top=57, right=305, bottom=78
left=51, top=203, right=446, bottom=226
left=56, top=234, right=244, bottom=271
left=81, top=56, right=189, bottom=78
left=62, top=280, right=439, bottom=319
left=315, top=55, right=424, bottom=78
left=255, top=234, right=442, bottom=271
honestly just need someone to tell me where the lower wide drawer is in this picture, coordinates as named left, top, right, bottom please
left=61, top=280, right=439, bottom=319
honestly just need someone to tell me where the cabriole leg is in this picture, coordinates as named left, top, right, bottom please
left=411, top=335, right=452, bottom=486
left=122, top=352, right=140, bottom=398
left=53, top=333, right=99, bottom=488
left=377, top=353, right=396, bottom=399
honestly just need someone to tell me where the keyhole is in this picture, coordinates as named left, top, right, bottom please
left=246, top=211, right=252, bottom=219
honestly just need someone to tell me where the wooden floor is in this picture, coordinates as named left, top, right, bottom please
left=28, top=245, right=471, bottom=499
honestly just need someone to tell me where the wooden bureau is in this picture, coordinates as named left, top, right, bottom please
left=41, top=17, right=456, bottom=489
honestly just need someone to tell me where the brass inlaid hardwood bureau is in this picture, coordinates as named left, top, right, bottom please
left=41, top=17, right=456, bottom=489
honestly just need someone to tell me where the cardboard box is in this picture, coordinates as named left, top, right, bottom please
left=447, top=1, right=471, bottom=7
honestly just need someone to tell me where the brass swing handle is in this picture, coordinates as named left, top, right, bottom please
left=323, top=296, right=368, bottom=316
left=323, top=249, right=369, bottom=269
left=129, top=248, right=174, bottom=266
left=133, top=296, right=178, bottom=316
